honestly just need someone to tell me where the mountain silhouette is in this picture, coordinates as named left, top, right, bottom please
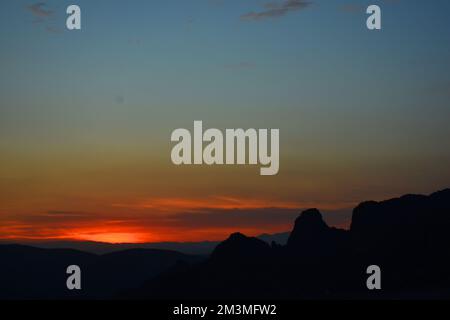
left=0, top=245, right=202, bottom=299
left=0, top=245, right=95, bottom=299
left=258, top=232, right=290, bottom=246
left=1, top=188, right=450, bottom=299
left=210, top=233, right=272, bottom=262
left=286, top=208, right=349, bottom=257
left=351, top=190, right=450, bottom=255
left=125, top=188, right=450, bottom=299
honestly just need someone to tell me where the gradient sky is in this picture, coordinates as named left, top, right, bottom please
left=1, top=0, right=450, bottom=243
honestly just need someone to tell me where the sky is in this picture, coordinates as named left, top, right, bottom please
left=1, top=0, right=450, bottom=243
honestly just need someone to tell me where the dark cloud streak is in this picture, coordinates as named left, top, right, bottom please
left=241, top=0, right=312, bottom=21
left=27, top=2, right=53, bottom=19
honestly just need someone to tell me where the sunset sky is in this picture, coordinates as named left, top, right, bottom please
left=1, top=0, right=450, bottom=243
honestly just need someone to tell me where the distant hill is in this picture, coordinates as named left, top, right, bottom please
left=0, top=245, right=202, bottom=299
left=0, top=240, right=220, bottom=255
left=0, top=232, right=291, bottom=255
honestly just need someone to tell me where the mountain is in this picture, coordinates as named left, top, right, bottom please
left=0, top=245, right=203, bottom=299
left=257, top=232, right=290, bottom=245
left=286, top=208, right=349, bottom=257
left=0, top=240, right=220, bottom=255
left=351, top=189, right=450, bottom=254
left=0, top=245, right=95, bottom=299
left=210, top=233, right=272, bottom=262
left=124, top=233, right=280, bottom=300
left=126, top=188, right=450, bottom=299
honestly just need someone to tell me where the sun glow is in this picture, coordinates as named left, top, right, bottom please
left=73, top=232, right=149, bottom=244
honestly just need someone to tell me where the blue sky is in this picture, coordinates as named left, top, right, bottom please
left=1, top=0, right=450, bottom=133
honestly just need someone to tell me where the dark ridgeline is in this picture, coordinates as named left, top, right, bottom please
left=125, top=188, right=450, bottom=299
left=1, top=188, right=450, bottom=299
left=0, top=247, right=203, bottom=299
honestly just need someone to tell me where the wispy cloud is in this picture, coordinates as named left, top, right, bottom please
left=27, top=2, right=53, bottom=19
left=44, top=211, right=92, bottom=218
left=113, top=195, right=302, bottom=212
left=26, top=2, right=61, bottom=33
left=0, top=197, right=353, bottom=243
left=0, top=206, right=352, bottom=243
left=241, top=0, right=312, bottom=21
left=112, top=195, right=351, bottom=213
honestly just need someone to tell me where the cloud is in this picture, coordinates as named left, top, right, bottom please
left=0, top=206, right=352, bottom=243
left=167, top=208, right=301, bottom=229
left=0, top=195, right=353, bottom=242
left=112, top=195, right=308, bottom=213
left=27, top=2, right=53, bottom=19
left=26, top=2, right=60, bottom=34
left=44, top=211, right=92, bottom=218
left=241, top=0, right=312, bottom=21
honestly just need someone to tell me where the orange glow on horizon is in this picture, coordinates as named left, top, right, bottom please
left=0, top=223, right=294, bottom=244
left=0, top=195, right=353, bottom=244
left=71, top=232, right=150, bottom=244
